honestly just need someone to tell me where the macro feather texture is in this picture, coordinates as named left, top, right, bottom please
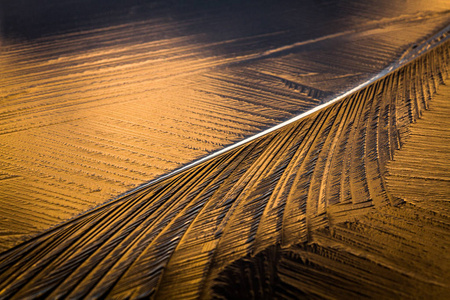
left=2, top=0, right=450, bottom=253
left=0, top=29, right=448, bottom=299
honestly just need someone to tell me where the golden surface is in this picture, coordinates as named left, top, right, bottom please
left=1, top=6, right=449, bottom=250
left=0, top=39, right=448, bottom=299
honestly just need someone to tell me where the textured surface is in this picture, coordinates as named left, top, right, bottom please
left=386, top=89, right=450, bottom=215
left=1, top=1, right=450, bottom=251
left=0, top=34, right=448, bottom=299
left=214, top=80, right=450, bottom=300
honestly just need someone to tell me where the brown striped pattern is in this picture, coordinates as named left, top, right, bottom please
left=1, top=6, right=449, bottom=251
left=0, top=35, right=448, bottom=299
